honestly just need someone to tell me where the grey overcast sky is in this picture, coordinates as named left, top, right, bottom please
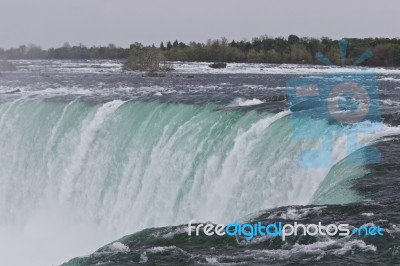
left=0, top=0, right=399, bottom=49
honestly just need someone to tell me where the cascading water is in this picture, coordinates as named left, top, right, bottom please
left=2, top=60, right=400, bottom=265
left=0, top=97, right=394, bottom=265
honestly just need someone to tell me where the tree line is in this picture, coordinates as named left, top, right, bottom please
left=0, top=43, right=129, bottom=60
left=1, top=35, right=400, bottom=67
left=159, top=36, right=400, bottom=66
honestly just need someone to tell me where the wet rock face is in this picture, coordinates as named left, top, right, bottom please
left=209, top=62, right=227, bottom=69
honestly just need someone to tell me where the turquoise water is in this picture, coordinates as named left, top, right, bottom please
left=0, top=98, right=393, bottom=265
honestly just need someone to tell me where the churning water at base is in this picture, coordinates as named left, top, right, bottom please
left=0, top=98, right=396, bottom=265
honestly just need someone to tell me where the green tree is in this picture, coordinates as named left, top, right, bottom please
left=166, top=41, right=173, bottom=50
left=265, top=49, right=282, bottom=63
left=247, top=49, right=264, bottom=63
left=289, top=43, right=312, bottom=63
left=160, top=42, right=166, bottom=50
left=288, top=34, right=300, bottom=45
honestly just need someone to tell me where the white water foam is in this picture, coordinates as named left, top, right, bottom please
left=10, top=60, right=400, bottom=76
left=230, top=97, right=265, bottom=106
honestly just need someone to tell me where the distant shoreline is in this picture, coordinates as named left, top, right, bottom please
left=1, top=35, right=400, bottom=68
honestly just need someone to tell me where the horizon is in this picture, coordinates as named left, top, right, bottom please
left=2, top=34, right=400, bottom=50
left=1, top=0, right=399, bottom=49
